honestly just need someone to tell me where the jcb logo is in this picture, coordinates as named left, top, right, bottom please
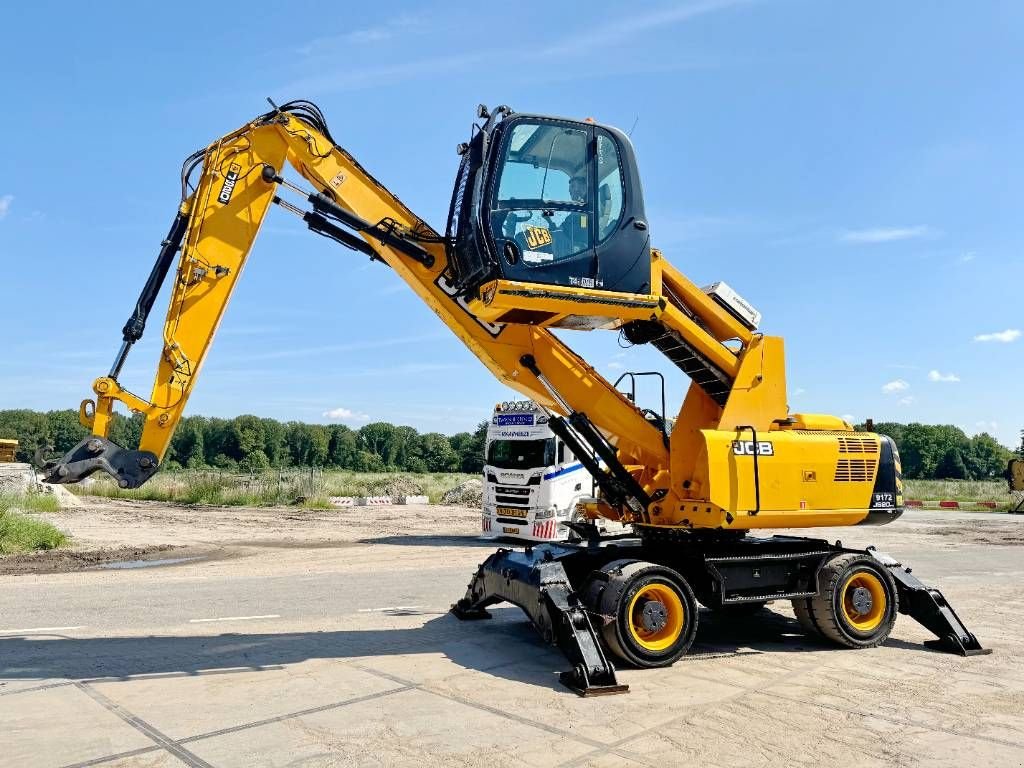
left=524, top=226, right=552, bottom=249
left=732, top=440, right=774, bottom=456
left=217, top=163, right=242, bottom=205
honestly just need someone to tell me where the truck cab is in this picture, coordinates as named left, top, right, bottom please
left=481, top=400, right=590, bottom=542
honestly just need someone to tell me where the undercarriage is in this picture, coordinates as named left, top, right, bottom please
left=452, top=531, right=989, bottom=696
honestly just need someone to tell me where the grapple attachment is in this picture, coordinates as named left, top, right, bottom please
left=37, top=436, right=158, bottom=489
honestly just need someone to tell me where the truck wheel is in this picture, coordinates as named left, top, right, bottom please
left=804, top=553, right=899, bottom=648
left=587, top=560, right=698, bottom=668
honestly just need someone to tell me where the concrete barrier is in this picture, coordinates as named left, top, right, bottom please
left=329, top=495, right=429, bottom=507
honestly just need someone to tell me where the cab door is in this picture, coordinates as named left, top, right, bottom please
left=487, top=119, right=598, bottom=289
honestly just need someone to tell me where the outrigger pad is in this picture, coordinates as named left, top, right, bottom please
left=868, top=549, right=991, bottom=656
left=451, top=545, right=629, bottom=696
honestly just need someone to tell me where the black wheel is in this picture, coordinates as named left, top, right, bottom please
left=800, top=553, right=898, bottom=648
left=584, top=560, right=698, bottom=668
left=791, top=598, right=821, bottom=637
left=566, top=508, right=584, bottom=543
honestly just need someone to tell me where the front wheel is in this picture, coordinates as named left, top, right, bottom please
left=586, top=560, right=698, bottom=668
left=794, top=553, right=898, bottom=648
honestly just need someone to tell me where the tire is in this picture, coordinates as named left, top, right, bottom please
left=803, top=553, right=898, bottom=649
left=791, top=598, right=822, bottom=637
left=585, top=560, right=698, bottom=668
left=566, top=508, right=584, bottom=543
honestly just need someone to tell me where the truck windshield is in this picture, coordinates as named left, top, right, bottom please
left=487, top=438, right=554, bottom=469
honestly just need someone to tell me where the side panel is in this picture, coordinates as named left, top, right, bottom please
left=700, top=430, right=881, bottom=528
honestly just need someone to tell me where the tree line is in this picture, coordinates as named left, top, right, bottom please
left=0, top=408, right=1015, bottom=480
left=861, top=422, right=1015, bottom=480
left=0, top=409, right=488, bottom=474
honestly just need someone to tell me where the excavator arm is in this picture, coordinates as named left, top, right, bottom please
left=43, top=101, right=667, bottom=495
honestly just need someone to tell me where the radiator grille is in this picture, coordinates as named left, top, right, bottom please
left=837, top=437, right=879, bottom=454
left=834, top=459, right=877, bottom=482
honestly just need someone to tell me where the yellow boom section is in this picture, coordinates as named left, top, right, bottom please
left=68, top=110, right=666, bottom=489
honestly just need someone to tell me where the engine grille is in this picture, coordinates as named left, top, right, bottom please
left=837, top=437, right=879, bottom=454
left=834, top=459, right=877, bottom=482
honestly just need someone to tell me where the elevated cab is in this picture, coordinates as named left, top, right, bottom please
left=446, top=107, right=657, bottom=328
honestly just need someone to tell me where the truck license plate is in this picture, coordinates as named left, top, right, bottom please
left=497, top=507, right=527, bottom=518
left=502, top=526, right=519, bottom=534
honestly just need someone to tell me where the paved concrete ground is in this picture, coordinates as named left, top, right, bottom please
left=2, top=504, right=1023, bottom=767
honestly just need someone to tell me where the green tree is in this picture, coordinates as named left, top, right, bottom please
left=231, top=415, right=268, bottom=469
left=420, top=432, right=459, bottom=472
left=327, top=425, right=358, bottom=468
left=965, top=433, right=1012, bottom=479
left=451, top=421, right=488, bottom=473
left=109, top=412, right=145, bottom=453
left=171, top=416, right=206, bottom=468
left=46, top=410, right=88, bottom=455
left=359, top=422, right=398, bottom=466
left=0, top=409, right=51, bottom=462
left=935, top=447, right=968, bottom=479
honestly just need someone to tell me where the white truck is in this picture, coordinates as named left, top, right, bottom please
left=481, top=400, right=594, bottom=542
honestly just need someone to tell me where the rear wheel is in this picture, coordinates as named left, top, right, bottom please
left=585, top=560, right=698, bottom=668
left=798, top=553, right=898, bottom=648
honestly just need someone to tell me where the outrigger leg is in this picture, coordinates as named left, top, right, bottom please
left=452, top=546, right=628, bottom=696
left=868, top=549, right=990, bottom=656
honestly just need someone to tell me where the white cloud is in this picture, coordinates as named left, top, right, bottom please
left=975, top=420, right=999, bottom=434
left=839, top=225, right=933, bottom=244
left=840, top=414, right=855, bottom=423
left=538, top=0, right=750, bottom=57
left=881, top=379, right=909, bottom=394
left=792, top=387, right=806, bottom=396
left=927, top=370, right=960, bottom=383
left=282, top=1, right=744, bottom=94
left=322, top=407, right=369, bottom=422
left=607, top=361, right=624, bottom=370
left=898, top=396, right=915, bottom=406
left=973, top=329, right=1021, bottom=343
left=0, top=194, right=12, bottom=220
left=297, top=14, right=423, bottom=54
left=959, top=251, right=977, bottom=263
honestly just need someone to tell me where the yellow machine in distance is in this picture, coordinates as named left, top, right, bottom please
left=42, top=100, right=985, bottom=694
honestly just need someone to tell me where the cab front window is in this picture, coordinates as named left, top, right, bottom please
left=487, top=438, right=555, bottom=469
left=491, top=122, right=593, bottom=265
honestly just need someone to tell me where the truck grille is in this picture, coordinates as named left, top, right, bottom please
left=495, top=485, right=531, bottom=507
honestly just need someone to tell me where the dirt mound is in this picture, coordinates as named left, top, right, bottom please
left=441, top=479, right=482, bottom=507
left=0, top=463, right=38, bottom=495
left=370, top=476, right=426, bottom=497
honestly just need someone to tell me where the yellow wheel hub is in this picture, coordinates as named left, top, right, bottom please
left=840, top=571, right=887, bottom=632
left=627, top=583, right=684, bottom=652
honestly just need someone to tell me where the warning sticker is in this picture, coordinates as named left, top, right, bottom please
left=523, top=249, right=554, bottom=264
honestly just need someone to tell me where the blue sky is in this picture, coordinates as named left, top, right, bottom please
left=1, top=1, right=1020, bottom=446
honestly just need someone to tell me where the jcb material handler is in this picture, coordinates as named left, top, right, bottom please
left=42, top=101, right=987, bottom=694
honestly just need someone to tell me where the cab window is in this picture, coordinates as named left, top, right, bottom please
left=596, top=133, right=624, bottom=242
left=491, top=122, right=593, bottom=264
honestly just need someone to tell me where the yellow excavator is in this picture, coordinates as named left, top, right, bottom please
left=41, top=100, right=986, bottom=694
